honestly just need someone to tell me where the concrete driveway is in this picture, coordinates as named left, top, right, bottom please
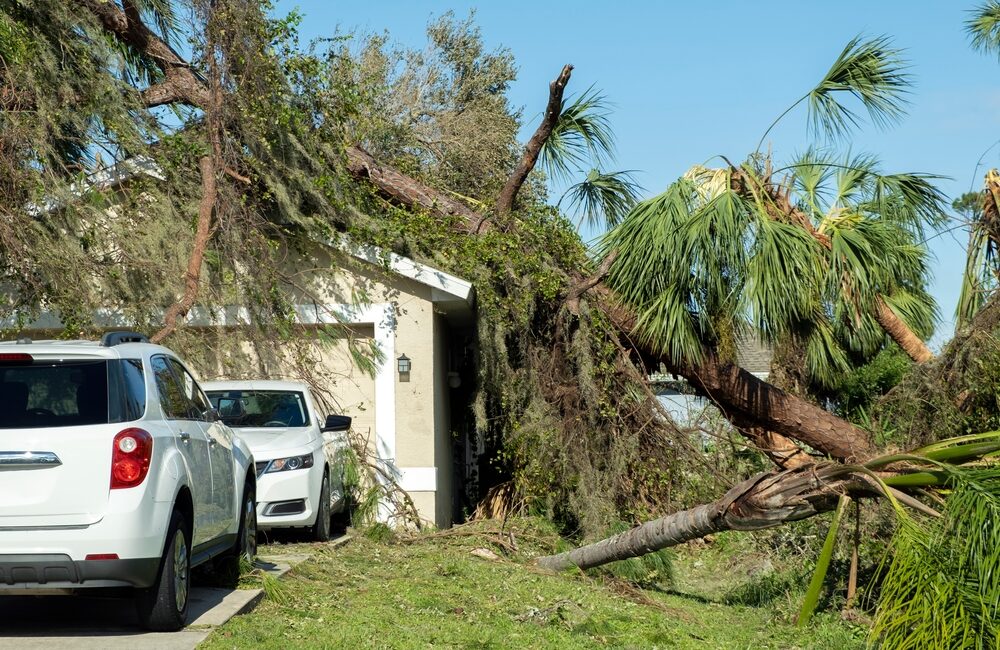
left=0, top=553, right=308, bottom=650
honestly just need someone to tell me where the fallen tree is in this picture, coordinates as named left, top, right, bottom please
left=14, top=2, right=973, bottom=546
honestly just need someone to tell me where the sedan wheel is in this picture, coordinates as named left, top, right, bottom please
left=312, top=473, right=332, bottom=541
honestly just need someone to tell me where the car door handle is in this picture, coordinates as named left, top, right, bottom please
left=179, top=432, right=191, bottom=442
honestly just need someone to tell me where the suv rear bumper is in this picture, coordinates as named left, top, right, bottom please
left=0, top=554, right=159, bottom=589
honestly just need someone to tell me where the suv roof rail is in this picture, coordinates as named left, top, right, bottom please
left=101, top=331, right=150, bottom=347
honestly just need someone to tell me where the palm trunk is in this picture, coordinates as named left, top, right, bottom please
left=874, top=297, right=934, bottom=363
left=537, top=464, right=862, bottom=572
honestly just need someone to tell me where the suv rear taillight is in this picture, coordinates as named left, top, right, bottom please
left=111, top=428, right=152, bottom=489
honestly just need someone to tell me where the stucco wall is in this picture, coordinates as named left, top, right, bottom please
left=276, top=247, right=453, bottom=527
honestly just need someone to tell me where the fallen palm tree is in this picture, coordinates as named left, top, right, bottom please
left=537, top=432, right=1000, bottom=643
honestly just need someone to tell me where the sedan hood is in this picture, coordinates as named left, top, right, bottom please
left=234, top=427, right=317, bottom=456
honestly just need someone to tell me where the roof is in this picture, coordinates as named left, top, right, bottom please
left=25, top=155, right=475, bottom=319
left=333, top=239, right=473, bottom=305
left=202, top=379, right=309, bottom=393
left=735, top=336, right=773, bottom=376
left=649, top=335, right=773, bottom=384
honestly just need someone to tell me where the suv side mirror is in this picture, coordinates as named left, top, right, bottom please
left=321, top=414, right=351, bottom=432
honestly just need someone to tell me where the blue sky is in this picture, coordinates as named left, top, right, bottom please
left=275, top=1, right=1000, bottom=348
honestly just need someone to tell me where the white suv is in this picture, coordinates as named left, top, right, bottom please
left=0, top=332, right=257, bottom=631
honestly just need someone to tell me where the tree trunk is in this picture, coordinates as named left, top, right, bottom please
left=495, top=64, right=573, bottom=215
left=537, top=463, right=864, bottom=572
left=150, top=154, right=216, bottom=343
left=873, top=297, right=934, bottom=363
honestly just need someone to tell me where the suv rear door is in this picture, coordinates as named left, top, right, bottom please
left=0, top=355, right=140, bottom=528
left=150, top=355, right=215, bottom=546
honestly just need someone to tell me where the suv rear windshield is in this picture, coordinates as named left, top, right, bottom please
left=207, top=390, right=310, bottom=428
left=0, top=358, right=146, bottom=429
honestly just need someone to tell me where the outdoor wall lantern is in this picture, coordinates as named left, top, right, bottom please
left=397, top=354, right=411, bottom=382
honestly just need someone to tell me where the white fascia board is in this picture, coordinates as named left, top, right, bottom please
left=328, top=238, right=473, bottom=305
left=26, top=156, right=165, bottom=217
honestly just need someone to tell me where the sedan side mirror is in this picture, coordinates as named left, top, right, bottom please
left=321, top=414, right=352, bottom=432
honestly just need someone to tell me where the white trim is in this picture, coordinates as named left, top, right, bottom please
left=329, top=239, right=473, bottom=304
left=397, top=467, right=437, bottom=492
left=26, top=156, right=164, bottom=217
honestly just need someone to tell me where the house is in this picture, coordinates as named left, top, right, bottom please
left=10, top=158, right=479, bottom=529
left=653, top=336, right=773, bottom=428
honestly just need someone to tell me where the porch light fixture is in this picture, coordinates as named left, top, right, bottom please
left=397, top=354, right=411, bottom=382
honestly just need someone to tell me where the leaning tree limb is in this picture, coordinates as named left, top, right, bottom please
left=495, top=64, right=574, bottom=215
left=150, top=154, right=216, bottom=343
left=75, top=0, right=210, bottom=108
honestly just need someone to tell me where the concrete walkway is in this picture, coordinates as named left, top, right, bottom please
left=0, top=548, right=319, bottom=650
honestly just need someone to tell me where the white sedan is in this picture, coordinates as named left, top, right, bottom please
left=203, top=380, right=349, bottom=541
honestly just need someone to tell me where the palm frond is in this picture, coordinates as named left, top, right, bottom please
left=807, top=35, right=911, bottom=139
left=561, top=168, right=643, bottom=230
left=539, top=86, right=615, bottom=181
left=957, top=223, right=996, bottom=330
left=967, top=2, right=1000, bottom=57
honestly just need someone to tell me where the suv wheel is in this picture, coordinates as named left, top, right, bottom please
left=136, top=509, right=191, bottom=631
left=312, top=472, right=332, bottom=542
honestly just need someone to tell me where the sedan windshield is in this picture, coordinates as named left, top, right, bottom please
left=207, top=390, right=309, bottom=428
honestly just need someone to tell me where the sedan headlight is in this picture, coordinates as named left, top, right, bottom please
left=261, top=453, right=314, bottom=474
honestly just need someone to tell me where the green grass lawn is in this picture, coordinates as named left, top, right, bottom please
left=201, top=521, right=864, bottom=649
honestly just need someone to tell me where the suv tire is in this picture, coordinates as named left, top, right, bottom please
left=136, top=509, right=191, bottom=631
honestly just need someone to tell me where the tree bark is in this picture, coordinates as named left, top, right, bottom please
left=75, top=0, right=210, bottom=108
left=741, top=425, right=815, bottom=470
left=345, top=147, right=489, bottom=233
left=150, top=154, right=216, bottom=344
left=537, top=464, right=861, bottom=571
left=595, top=287, right=875, bottom=462
left=873, top=296, right=934, bottom=363
left=495, top=64, right=573, bottom=215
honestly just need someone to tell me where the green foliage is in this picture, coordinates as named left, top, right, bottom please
left=968, top=2, right=1000, bottom=58
left=828, top=345, right=912, bottom=423
left=540, top=87, right=615, bottom=182
left=600, top=149, right=941, bottom=388
left=872, top=470, right=1000, bottom=647
left=798, top=496, right=850, bottom=626
left=560, top=168, right=643, bottom=230
left=876, top=301, right=1000, bottom=448
left=806, top=35, right=910, bottom=139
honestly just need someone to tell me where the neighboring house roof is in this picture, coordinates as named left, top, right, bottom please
left=650, top=335, right=773, bottom=384
left=735, top=336, right=772, bottom=377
